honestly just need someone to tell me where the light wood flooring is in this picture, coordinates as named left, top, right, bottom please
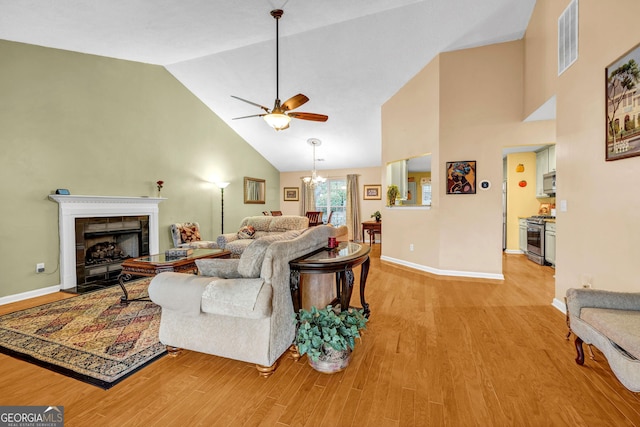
left=1, top=248, right=640, bottom=426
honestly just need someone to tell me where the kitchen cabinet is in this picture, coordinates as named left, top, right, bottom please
left=536, top=145, right=556, bottom=197
left=519, top=218, right=528, bottom=253
left=545, top=222, right=556, bottom=267
left=548, top=144, right=556, bottom=172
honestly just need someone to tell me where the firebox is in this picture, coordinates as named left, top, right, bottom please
left=74, top=216, right=149, bottom=293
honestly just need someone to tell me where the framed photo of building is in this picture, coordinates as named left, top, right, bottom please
left=446, top=161, right=476, bottom=194
left=363, top=185, right=382, bottom=200
left=606, top=42, right=640, bottom=161
left=283, top=187, right=299, bottom=201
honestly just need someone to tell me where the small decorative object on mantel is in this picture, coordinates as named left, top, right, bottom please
left=371, top=211, right=382, bottom=222
left=156, top=180, right=164, bottom=197
left=165, top=247, right=193, bottom=258
left=294, top=305, right=368, bottom=374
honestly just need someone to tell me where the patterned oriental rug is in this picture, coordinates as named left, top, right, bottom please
left=0, top=278, right=166, bottom=389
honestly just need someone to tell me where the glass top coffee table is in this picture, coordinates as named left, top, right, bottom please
left=118, top=248, right=231, bottom=304
left=289, top=242, right=371, bottom=317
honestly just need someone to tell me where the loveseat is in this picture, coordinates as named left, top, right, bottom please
left=566, top=288, right=640, bottom=391
left=216, top=215, right=309, bottom=256
left=148, top=225, right=348, bottom=377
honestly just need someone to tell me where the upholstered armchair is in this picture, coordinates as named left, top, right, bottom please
left=170, top=222, right=218, bottom=249
left=149, top=225, right=348, bottom=377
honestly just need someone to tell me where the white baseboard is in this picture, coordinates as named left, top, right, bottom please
left=504, top=249, right=524, bottom=254
left=0, top=284, right=61, bottom=306
left=380, top=256, right=505, bottom=280
left=552, top=297, right=566, bottom=314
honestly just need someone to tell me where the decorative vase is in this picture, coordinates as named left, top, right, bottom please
left=308, top=346, right=351, bottom=374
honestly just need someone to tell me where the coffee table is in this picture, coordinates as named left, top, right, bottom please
left=118, top=248, right=231, bottom=304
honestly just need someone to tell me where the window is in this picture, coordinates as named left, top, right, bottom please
left=314, top=179, right=347, bottom=226
left=421, top=183, right=432, bottom=206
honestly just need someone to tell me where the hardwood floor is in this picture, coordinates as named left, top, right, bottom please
left=1, top=249, right=640, bottom=426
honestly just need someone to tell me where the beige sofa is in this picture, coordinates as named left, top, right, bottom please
left=566, top=288, right=640, bottom=391
left=149, top=225, right=347, bottom=377
left=216, top=215, right=309, bottom=256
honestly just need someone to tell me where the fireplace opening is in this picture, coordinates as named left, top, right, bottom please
left=72, top=216, right=150, bottom=294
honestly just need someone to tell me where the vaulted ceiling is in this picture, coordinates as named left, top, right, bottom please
left=0, top=0, right=536, bottom=171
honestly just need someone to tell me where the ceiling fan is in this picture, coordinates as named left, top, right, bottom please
left=231, top=9, right=328, bottom=131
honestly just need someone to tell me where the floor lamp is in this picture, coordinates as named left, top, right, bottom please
left=217, top=182, right=230, bottom=234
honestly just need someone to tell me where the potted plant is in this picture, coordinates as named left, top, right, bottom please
left=387, top=185, right=399, bottom=206
left=294, top=305, right=368, bottom=373
left=371, top=211, right=382, bottom=222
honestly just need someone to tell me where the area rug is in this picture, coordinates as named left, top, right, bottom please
left=0, top=278, right=166, bottom=389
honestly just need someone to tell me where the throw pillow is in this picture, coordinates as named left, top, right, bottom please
left=237, top=225, right=256, bottom=239
left=180, top=224, right=201, bottom=242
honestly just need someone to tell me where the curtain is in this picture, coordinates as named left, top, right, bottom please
left=300, top=180, right=316, bottom=215
left=346, top=174, right=361, bottom=241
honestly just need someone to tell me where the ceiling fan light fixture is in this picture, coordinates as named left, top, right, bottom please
left=263, top=113, right=291, bottom=130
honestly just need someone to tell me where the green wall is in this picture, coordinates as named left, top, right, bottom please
left=0, top=40, right=280, bottom=299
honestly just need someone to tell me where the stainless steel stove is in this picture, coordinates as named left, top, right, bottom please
left=526, top=216, right=555, bottom=265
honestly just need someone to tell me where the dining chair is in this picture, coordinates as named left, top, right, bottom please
left=305, top=211, right=323, bottom=227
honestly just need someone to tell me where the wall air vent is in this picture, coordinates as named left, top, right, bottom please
left=558, top=0, right=578, bottom=75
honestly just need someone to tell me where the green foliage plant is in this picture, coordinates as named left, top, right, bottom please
left=387, top=185, right=399, bottom=206
left=294, top=305, right=368, bottom=362
left=371, top=211, right=382, bottom=221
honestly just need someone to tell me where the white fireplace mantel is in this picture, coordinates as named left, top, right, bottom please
left=49, top=195, right=165, bottom=290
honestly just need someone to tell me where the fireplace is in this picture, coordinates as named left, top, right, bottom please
left=49, top=195, right=163, bottom=291
left=75, top=216, right=150, bottom=293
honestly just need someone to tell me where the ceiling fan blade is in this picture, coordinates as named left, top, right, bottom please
left=231, top=95, right=270, bottom=113
left=232, top=114, right=266, bottom=120
left=288, top=112, right=329, bottom=122
left=281, top=94, right=309, bottom=111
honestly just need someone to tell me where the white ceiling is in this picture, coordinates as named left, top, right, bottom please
left=0, top=0, right=537, bottom=172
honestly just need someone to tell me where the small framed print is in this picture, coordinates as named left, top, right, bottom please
left=446, top=161, right=477, bottom=194
left=283, top=187, right=299, bottom=201
left=363, top=184, right=382, bottom=200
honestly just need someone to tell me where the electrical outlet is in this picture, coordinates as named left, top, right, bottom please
left=409, top=244, right=414, bottom=251
left=36, top=263, right=45, bottom=273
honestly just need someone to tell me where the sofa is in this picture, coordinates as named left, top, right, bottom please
left=566, top=288, right=640, bottom=391
left=148, top=225, right=348, bottom=377
left=216, top=215, right=309, bottom=256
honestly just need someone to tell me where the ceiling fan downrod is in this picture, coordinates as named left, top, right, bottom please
left=271, top=9, right=283, bottom=105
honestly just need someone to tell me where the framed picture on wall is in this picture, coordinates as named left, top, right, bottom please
left=363, top=184, right=382, bottom=200
left=283, top=187, right=299, bottom=201
left=605, top=42, right=640, bottom=161
left=446, top=161, right=476, bottom=194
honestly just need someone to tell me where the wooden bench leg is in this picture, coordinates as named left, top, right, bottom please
left=575, top=337, right=585, bottom=365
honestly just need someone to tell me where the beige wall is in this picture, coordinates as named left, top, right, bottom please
left=382, top=41, right=554, bottom=277
left=547, top=0, right=640, bottom=297
left=0, top=40, right=280, bottom=300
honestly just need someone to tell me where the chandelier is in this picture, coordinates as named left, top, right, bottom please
left=303, top=138, right=326, bottom=186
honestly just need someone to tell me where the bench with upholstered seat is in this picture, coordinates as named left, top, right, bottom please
left=566, top=288, right=640, bottom=392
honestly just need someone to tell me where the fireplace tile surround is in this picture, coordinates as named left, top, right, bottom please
left=49, top=195, right=164, bottom=290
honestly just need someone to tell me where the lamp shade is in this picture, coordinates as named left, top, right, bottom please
left=217, top=182, right=230, bottom=189
left=263, top=113, right=291, bottom=130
